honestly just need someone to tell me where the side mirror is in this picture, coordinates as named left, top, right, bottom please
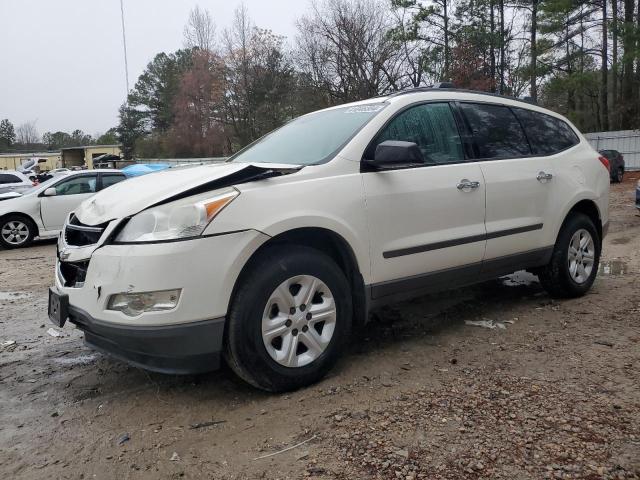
left=364, top=140, right=425, bottom=170
left=43, top=187, right=57, bottom=197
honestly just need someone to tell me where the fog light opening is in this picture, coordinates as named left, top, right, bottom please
left=107, top=289, right=181, bottom=317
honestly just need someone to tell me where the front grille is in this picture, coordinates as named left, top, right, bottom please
left=64, top=215, right=107, bottom=247
left=59, top=260, right=90, bottom=287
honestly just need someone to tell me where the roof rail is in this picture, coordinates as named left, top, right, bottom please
left=387, top=86, right=539, bottom=106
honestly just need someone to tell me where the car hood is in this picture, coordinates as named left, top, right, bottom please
left=74, top=162, right=301, bottom=226
left=0, top=191, right=24, bottom=201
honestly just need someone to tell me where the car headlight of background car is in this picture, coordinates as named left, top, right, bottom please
left=114, top=188, right=239, bottom=243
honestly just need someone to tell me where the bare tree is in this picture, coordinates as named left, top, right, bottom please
left=183, top=5, right=216, bottom=51
left=219, top=5, right=299, bottom=148
left=16, top=121, right=40, bottom=145
left=295, top=0, right=403, bottom=102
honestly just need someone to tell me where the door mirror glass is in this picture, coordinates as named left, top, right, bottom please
left=43, top=187, right=57, bottom=197
left=368, top=140, right=425, bottom=170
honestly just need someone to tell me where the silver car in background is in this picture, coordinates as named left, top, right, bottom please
left=0, top=170, right=33, bottom=195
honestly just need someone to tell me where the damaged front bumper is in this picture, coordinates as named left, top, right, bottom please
left=49, top=290, right=225, bottom=374
left=51, top=228, right=270, bottom=374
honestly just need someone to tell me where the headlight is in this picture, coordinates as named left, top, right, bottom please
left=115, top=189, right=239, bottom=243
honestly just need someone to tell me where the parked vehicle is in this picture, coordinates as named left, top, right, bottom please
left=0, top=170, right=33, bottom=195
left=636, top=179, right=640, bottom=211
left=49, top=88, right=610, bottom=392
left=0, top=170, right=125, bottom=249
left=598, top=149, right=625, bottom=183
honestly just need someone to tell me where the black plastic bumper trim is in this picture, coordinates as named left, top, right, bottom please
left=67, top=305, right=225, bottom=375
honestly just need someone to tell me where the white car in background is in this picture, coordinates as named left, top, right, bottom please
left=0, top=170, right=126, bottom=248
left=0, top=170, right=33, bottom=195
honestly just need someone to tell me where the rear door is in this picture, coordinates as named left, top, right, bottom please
left=40, top=174, right=98, bottom=230
left=362, top=102, right=486, bottom=299
left=457, top=102, right=558, bottom=268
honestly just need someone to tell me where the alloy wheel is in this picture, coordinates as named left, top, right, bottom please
left=567, top=228, right=595, bottom=284
left=1, top=220, right=29, bottom=246
left=261, top=274, right=337, bottom=368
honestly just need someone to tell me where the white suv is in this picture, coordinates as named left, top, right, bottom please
left=49, top=89, right=610, bottom=391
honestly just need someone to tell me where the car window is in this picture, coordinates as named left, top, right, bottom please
left=0, top=174, right=23, bottom=184
left=101, top=174, right=125, bottom=190
left=459, top=103, right=530, bottom=159
left=54, top=176, right=97, bottom=196
left=374, top=103, right=465, bottom=164
left=230, top=103, right=387, bottom=165
left=513, top=108, right=579, bottom=155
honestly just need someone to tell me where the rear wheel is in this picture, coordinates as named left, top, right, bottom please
left=537, top=213, right=600, bottom=298
left=614, top=167, right=624, bottom=183
left=0, top=215, right=36, bottom=249
left=224, top=245, right=352, bottom=392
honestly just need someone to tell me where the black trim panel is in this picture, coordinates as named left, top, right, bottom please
left=485, top=223, right=543, bottom=240
left=383, top=223, right=543, bottom=259
left=65, top=303, right=225, bottom=374
left=370, top=246, right=553, bottom=303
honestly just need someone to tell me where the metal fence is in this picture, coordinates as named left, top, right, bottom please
left=93, top=157, right=228, bottom=169
left=132, top=157, right=227, bottom=166
left=584, top=130, right=640, bottom=170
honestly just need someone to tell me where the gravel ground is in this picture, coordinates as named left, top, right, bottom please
left=0, top=172, right=639, bottom=480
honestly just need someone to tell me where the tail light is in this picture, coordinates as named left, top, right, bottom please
left=598, top=155, right=610, bottom=172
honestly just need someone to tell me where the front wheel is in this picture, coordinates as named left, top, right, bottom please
left=224, top=245, right=352, bottom=392
left=537, top=213, right=601, bottom=298
left=0, top=215, right=36, bottom=249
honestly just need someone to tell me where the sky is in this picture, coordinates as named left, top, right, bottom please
left=0, top=0, right=310, bottom=138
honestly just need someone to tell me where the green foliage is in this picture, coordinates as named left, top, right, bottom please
left=0, top=119, right=16, bottom=149
left=127, top=49, right=196, bottom=132
left=42, top=130, right=93, bottom=149
left=116, top=104, right=146, bottom=160
left=96, top=128, right=118, bottom=145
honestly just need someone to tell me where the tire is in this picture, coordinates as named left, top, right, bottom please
left=0, top=215, right=36, bottom=249
left=224, top=245, right=352, bottom=392
left=615, top=168, right=624, bottom=183
left=537, top=213, right=601, bottom=298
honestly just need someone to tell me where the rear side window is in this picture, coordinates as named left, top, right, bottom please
left=513, top=108, right=579, bottom=155
left=374, top=102, right=465, bottom=164
left=0, top=174, right=22, bottom=184
left=459, top=103, right=530, bottom=159
left=101, top=174, right=125, bottom=190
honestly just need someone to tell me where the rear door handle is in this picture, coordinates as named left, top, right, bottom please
left=457, top=179, right=480, bottom=191
left=537, top=171, right=553, bottom=182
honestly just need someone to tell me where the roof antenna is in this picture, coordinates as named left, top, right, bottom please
left=119, top=0, right=130, bottom=97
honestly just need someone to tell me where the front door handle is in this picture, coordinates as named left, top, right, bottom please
left=457, top=179, right=480, bottom=191
left=537, top=171, right=553, bottom=182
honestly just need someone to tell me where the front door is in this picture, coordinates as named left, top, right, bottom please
left=362, top=102, right=486, bottom=299
left=40, top=174, right=98, bottom=231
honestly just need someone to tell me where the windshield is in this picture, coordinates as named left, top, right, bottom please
left=16, top=176, right=65, bottom=196
left=231, top=103, right=387, bottom=165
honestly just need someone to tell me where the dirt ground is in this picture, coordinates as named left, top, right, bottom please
left=1, top=173, right=639, bottom=480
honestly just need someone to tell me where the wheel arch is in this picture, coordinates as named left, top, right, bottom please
left=561, top=199, right=603, bottom=242
left=0, top=211, right=40, bottom=236
left=229, top=227, right=368, bottom=328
